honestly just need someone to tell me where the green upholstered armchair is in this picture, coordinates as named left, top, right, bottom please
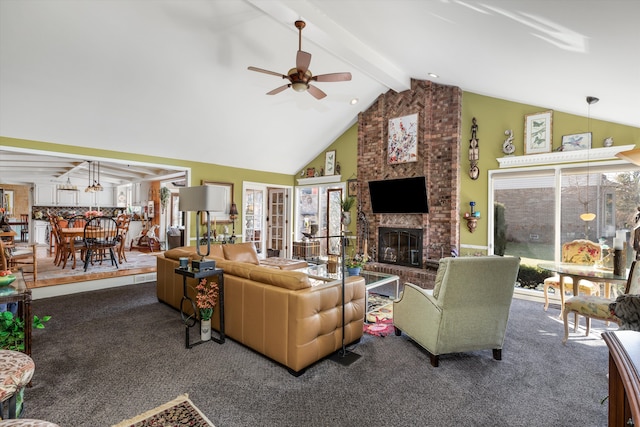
left=393, top=256, right=521, bottom=367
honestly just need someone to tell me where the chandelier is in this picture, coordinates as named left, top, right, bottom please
left=85, top=161, right=104, bottom=192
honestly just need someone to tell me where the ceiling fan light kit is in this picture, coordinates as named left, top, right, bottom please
left=248, top=20, right=352, bottom=99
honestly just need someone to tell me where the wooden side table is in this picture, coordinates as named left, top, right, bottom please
left=174, top=267, right=224, bottom=348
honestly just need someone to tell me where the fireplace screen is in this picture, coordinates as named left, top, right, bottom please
left=378, top=227, right=422, bottom=268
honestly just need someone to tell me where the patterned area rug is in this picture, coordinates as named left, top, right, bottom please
left=111, top=394, right=215, bottom=427
left=364, top=293, right=395, bottom=337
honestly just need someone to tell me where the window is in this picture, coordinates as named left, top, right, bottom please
left=490, top=163, right=640, bottom=269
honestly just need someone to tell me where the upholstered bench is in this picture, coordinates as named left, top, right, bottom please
left=259, top=257, right=308, bottom=270
left=0, top=350, right=35, bottom=419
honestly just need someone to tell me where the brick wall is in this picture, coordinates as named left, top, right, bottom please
left=358, top=79, right=462, bottom=288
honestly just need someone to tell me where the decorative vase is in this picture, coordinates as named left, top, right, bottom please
left=341, top=211, right=351, bottom=226
left=347, top=267, right=361, bottom=276
left=201, top=319, right=211, bottom=341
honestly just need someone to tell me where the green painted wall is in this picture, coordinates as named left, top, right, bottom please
left=460, top=92, right=640, bottom=248
left=295, top=124, right=358, bottom=235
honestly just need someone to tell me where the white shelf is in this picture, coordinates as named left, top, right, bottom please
left=497, top=145, right=635, bottom=168
left=296, top=175, right=342, bottom=185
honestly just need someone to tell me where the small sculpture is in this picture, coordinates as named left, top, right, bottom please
left=604, top=137, right=614, bottom=147
left=502, top=129, right=515, bottom=155
left=468, top=117, right=479, bottom=180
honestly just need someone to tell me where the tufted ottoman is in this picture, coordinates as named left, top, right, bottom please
left=0, top=351, right=35, bottom=419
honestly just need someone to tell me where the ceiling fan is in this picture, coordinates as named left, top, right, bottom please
left=248, top=20, right=352, bottom=100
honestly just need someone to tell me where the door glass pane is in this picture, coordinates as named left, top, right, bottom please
left=494, top=174, right=555, bottom=262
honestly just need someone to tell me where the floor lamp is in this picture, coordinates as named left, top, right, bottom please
left=329, top=232, right=362, bottom=366
left=178, top=185, right=218, bottom=271
left=229, top=202, right=238, bottom=244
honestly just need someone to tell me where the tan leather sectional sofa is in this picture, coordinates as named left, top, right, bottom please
left=156, top=243, right=366, bottom=375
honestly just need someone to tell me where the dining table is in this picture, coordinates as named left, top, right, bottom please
left=538, top=262, right=629, bottom=317
left=60, top=226, right=119, bottom=269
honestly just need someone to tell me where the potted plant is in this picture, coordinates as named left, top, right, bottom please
left=341, top=197, right=356, bottom=226
left=0, top=311, right=51, bottom=351
left=195, top=278, right=219, bottom=341
left=345, top=253, right=368, bottom=276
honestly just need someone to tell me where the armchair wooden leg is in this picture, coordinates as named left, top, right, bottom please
left=585, top=318, right=591, bottom=337
left=428, top=353, right=439, bottom=367
left=394, top=326, right=402, bottom=336
left=543, top=283, right=552, bottom=311
left=562, top=308, right=570, bottom=344
left=493, top=349, right=502, bottom=361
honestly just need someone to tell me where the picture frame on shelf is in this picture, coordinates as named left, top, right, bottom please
left=524, top=110, right=553, bottom=155
left=347, top=179, right=358, bottom=197
left=325, top=150, right=336, bottom=175
left=200, top=180, right=234, bottom=223
left=306, top=167, right=316, bottom=178
left=561, top=132, right=591, bottom=151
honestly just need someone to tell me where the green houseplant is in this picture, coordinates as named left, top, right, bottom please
left=0, top=311, right=51, bottom=351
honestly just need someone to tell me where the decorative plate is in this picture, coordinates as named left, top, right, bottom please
left=0, top=275, right=16, bottom=287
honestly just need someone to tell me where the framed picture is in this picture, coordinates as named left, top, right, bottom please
left=347, top=179, right=358, bottom=197
left=388, top=113, right=418, bottom=164
left=524, top=110, right=553, bottom=155
left=2, top=190, right=14, bottom=216
left=200, top=181, right=234, bottom=223
left=325, top=150, right=336, bottom=175
left=306, top=167, right=315, bottom=178
left=561, top=132, right=591, bottom=151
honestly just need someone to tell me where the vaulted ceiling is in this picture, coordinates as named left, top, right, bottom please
left=1, top=0, right=638, bottom=184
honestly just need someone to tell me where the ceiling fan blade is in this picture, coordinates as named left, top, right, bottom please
left=296, top=50, right=311, bottom=73
left=307, top=85, right=327, bottom=100
left=266, top=84, right=290, bottom=95
left=248, top=66, right=287, bottom=79
left=312, top=72, right=352, bottom=82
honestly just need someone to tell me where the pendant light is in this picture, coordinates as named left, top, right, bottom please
left=580, top=96, right=598, bottom=222
left=85, top=161, right=93, bottom=192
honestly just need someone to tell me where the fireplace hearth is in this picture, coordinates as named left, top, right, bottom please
left=378, top=227, right=422, bottom=268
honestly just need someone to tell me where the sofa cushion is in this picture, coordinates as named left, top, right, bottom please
left=164, top=247, right=198, bottom=261
left=223, top=242, right=260, bottom=265
left=205, top=244, right=224, bottom=259
left=216, top=259, right=256, bottom=280
left=249, top=268, right=311, bottom=291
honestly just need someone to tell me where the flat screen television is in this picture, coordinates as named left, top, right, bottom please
left=368, top=176, right=429, bottom=214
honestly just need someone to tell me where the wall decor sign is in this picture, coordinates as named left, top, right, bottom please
left=347, top=179, right=358, bottom=197
left=561, top=132, right=592, bottom=151
left=388, top=113, right=418, bottom=164
left=325, top=150, right=336, bottom=175
left=524, top=110, right=553, bottom=155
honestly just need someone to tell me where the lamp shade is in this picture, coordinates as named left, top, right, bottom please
left=229, top=203, right=238, bottom=217
left=179, top=185, right=225, bottom=212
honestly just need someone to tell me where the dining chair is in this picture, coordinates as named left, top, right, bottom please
left=0, top=238, right=37, bottom=282
left=115, top=214, right=131, bottom=263
left=562, top=260, right=640, bottom=343
left=543, top=239, right=601, bottom=311
left=19, top=214, right=29, bottom=242
left=83, top=216, right=119, bottom=271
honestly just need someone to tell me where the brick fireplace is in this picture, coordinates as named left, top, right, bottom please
left=357, top=79, right=462, bottom=289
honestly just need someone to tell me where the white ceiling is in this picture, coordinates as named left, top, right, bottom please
left=1, top=0, right=639, bottom=182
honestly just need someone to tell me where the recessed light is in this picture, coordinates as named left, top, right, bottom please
left=350, top=98, right=359, bottom=105
left=428, top=72, right=439, bottom=78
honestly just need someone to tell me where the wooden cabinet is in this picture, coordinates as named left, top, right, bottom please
left=77, top=189, right=94, bottom=207
left=34, top=184, right=55, bottom=205
left=603, top=331, right=640, bottom=427
left=56, top=190, right=78, bottom=206
left=95, top=187, right=114, bottom=207
left=33, top=220, right=48, bottom=244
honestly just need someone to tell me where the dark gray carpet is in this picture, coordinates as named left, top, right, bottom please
left=24, top=282, right=615, bottom=426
